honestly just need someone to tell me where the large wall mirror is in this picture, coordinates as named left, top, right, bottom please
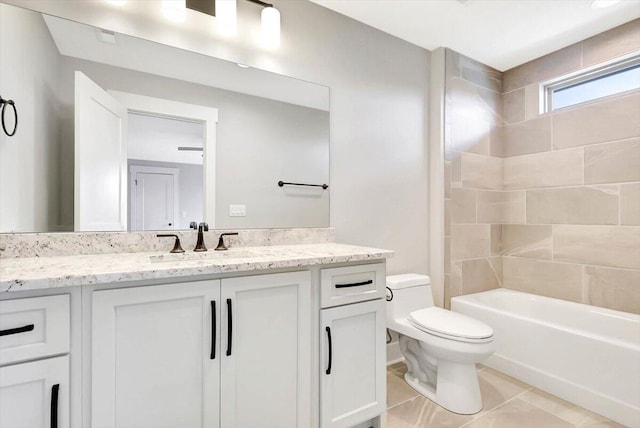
left=0, top=3, right=330, bottom=233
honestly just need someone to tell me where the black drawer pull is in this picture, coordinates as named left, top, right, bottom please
left=0, top=324, right=35, bottom=337
left=51, top=383, right=60, bottom=428
left=210, top=301, right=216, bottom=359
left=335, top=280, right=373, bottom=289
left=226, top=298, right=233, bottom=356
left=325, top=326, right=332, bottom=375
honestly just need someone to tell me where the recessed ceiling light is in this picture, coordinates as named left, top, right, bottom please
left=591, top=0, right=621, bottom=8
left=236, top=63, right=250, bottom=69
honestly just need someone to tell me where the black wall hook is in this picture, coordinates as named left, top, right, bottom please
left=0, top=95, right=18, bottom=137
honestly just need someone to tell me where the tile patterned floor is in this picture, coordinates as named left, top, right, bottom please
left=384, top=362, right=625, bottom=428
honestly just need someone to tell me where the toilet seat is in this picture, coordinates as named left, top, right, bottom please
left=409, top=307, right=494, bottom=343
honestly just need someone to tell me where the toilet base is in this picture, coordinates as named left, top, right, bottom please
left=404, top=362, right=482, bottom=415
left=398, top=334, right=486, bottom=415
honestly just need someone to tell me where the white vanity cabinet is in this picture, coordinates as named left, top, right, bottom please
left=320, top=264, right=387, bottom=428
left=0, top=295, right=72, bottom=428
left=91, top=280, right=221, bottom=428
left=90, top=271, right=311, bottom=428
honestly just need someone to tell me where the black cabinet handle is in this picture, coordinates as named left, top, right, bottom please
left=335, top=280, right=373, bottom=289
left=226, top=299, right=233, bottom=356
left=51, top=383, right=59, bottom=428
left=210, top=301, right=216, bottom=359
left=325, top=326, right=332, bottom=375
left=0, top=324, right=34, bottom=337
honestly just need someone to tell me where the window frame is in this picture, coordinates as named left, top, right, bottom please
left=542, top=51, right=640, bottom=113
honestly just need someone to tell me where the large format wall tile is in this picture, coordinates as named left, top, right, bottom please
left=503, top=44, right=582, bottom=92
left=461, top=258, right=501, bottom=294
left=502, top=116, right=552, bottom=157
left=553, top=93, right=640, bottom=149
left=477, top=190, right=526, bottom=224
left=451, top=189, right=476, bottom=223
left=502, top=89, right=525, bottom=124
left=554, top=225, right=640, bottom=269
left=526, top=186, right=619, bottom=225
left=451, top=224, right=490, bottom=260
left=459, top=54, right=503, bottom=93
left=621, top=183, right=640, bottom=226
left=502, top=257, right=582, bottom=302
left=584, top=138, right=640, bottom=184
left=501, top=225, right=552, bottom=260
left=583, top=265, right=640, bottom=314
left=503, top=148, right=583, bottom=189
left=582, top=19, right=640, bottom=67
left=461, top=152, right=503, bottom=190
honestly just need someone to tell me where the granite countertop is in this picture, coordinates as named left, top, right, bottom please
left=0, top=243, right=393, bottom=293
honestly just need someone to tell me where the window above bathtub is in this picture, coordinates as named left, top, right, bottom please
left=543, top=52, right=640, bottom=112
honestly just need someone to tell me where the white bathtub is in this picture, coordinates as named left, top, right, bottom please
left=451, top=289, right=640, bottom=427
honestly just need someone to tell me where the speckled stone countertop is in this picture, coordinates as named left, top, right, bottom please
left=0, top=243, right=393, bottom=293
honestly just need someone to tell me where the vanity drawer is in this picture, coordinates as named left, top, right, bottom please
left=0, top=295, right=70, bottom=365
left=321, top=263, right=385, bottom=308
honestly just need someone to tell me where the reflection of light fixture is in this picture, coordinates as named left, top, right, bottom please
left=261, top=6, right=280, bottom=49
left=247, top=0, right=281, bottom=49
left=236, top=63, right=250, bottom=68
left=105, top=0, right=127, bottom=5
left=163, top=0, right=187, bottom=22
left=216, top=0, right=237, bottom=36
left=591, top=0, right=620, bottom=8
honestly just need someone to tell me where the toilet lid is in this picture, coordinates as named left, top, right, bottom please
left=408, top=307, right=494, bottom=340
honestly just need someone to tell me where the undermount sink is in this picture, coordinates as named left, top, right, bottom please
left=149, top=249, right=259, bottom=263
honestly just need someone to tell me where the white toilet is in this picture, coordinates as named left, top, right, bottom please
left=386, top=274, right=495, bottom=415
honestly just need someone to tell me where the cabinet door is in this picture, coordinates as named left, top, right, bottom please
left=91, top=280, right=220, bottom=428
left=0, top=355, right=69, bottom=428
left=321, top=299, right=386, bottom=428
left=220, top=271, right=311, bottom=428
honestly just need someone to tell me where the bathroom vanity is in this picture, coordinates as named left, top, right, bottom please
left=0, top=243, right=392, bottom=428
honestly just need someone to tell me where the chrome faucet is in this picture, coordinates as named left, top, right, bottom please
left=194, top=222, right=209, bottom=252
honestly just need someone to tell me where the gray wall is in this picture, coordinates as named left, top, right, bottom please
left=0, top=5, right=63, bottom=232
left=3, top=0, right=431, bottom=276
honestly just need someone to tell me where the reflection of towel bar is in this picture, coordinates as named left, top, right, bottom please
left=278, top=181, right=328, bottom=190
left=0, top=95, right=18, bottom=137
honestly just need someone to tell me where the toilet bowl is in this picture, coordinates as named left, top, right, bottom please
left=386, top=274, right=495, bottom=415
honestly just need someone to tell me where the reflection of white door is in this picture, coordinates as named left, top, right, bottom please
left=74, top=71, right=127, bottom=231
left=130, top=166, right=179, bottom=231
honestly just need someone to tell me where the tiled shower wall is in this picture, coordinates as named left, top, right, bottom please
left=444, top=20, right=640, bottom=314
left=500, top=20, right=640, bottom=314
left=443, top=50, right=505, bottom=308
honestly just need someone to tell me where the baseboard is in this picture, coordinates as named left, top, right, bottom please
left=386, top=341, right=403, bottom=365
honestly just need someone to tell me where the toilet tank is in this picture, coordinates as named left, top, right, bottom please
left=386, top=274, right=434, bottom=322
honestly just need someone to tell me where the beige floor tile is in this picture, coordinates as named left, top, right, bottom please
left=476, top=368, right=531, bottom=414
left=386, top=396, right=473, bottom=428
left=575, top=413, right=627, bottom=428
left=387, top=371, right=420, bottom=408
left=519, top=388, right=593, bottom=425
left=461, top=398, right=573, bottom=428
left=388, top=361, right=407, bottom=372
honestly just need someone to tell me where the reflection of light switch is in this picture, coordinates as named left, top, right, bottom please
left=229, top=205, right=246, bottom=217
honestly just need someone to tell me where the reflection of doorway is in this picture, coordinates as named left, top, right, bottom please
left=130, top=166, right=179, bottom=231
left=126, top=112, right=205, bottom=231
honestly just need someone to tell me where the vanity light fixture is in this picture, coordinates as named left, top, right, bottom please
left=105, top=0, right=127, bottom=5
left=162, top=0, right=187, bottom=22
left=215, top=0, right=237, bottom=36
left=591, top=0, right=621, bottom=8
left=247, top=0, right=281, bottom=49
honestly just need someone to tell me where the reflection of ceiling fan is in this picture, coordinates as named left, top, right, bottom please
left=177, top=146, right=203, bottom=152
